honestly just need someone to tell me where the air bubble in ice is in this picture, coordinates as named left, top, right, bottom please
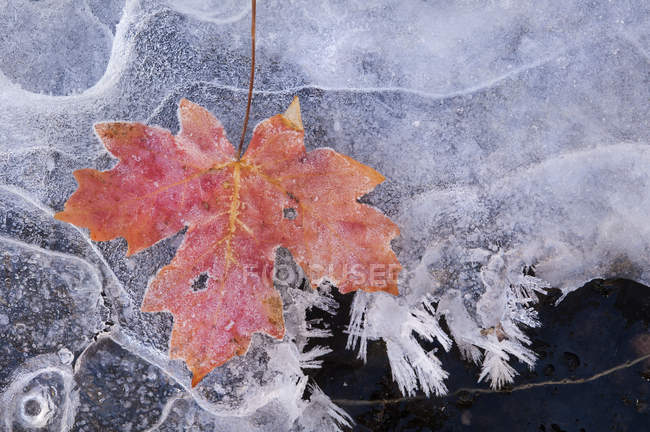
left=57, top=347, right=74, bottom=365
left=18, top=387, right=54, bottom=428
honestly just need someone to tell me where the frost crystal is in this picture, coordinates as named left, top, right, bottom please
left=347, top=292, right=451, bottom=396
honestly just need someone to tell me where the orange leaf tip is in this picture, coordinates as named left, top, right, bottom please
left=282, top=96, right=303, bottom=131
left=191, top=372, right=207, bottom=388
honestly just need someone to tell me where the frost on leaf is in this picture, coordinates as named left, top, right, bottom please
left=55, top=97, right=401, bottom=386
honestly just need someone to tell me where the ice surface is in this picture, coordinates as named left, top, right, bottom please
left=0, top=188, right=108, bottom=388
left=0, top=0, right=117, bottom=96
left=0, top=0, right=648, bottom=429
left=0, top=355, right=77, bottom=432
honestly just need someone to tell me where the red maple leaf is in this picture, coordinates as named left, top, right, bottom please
left=55, top=97, right=401, bottom=386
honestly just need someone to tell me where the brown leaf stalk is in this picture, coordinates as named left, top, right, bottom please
left=237, top=0, right=256, bottom=159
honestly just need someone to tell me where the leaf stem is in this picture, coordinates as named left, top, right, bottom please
left=237, top=0, right=256, bottom=160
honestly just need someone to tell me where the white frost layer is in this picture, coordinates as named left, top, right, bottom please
left=351, top=145, right=650, bottom=393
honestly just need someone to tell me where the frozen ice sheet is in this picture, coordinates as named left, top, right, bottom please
left=0, top=0, right=647, bottom=428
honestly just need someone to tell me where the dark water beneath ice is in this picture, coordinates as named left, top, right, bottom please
left=309, top=279, right=650, bottom=432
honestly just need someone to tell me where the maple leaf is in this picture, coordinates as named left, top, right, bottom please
left=55, top=97, right=401, bottom=386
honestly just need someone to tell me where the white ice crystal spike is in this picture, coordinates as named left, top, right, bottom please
left=478, top=350, right=517, bottom=390
left=303, top=325, right=332, bottom=340
left=345, top=291, right=371, bottom=362
left=435, top=272, right=544, bottom=390
left=299, top=346, right=332, bottom=369
left=311, top=288, right=339, bottom=315
left=513, top=274, right=552, bottom=303
left=385, top=339, right=449, bottom=397
left=473, top=255, right=547, bottom=386
left=457, top=342, right=483, bottom=365
left=346, top=292, right=452, bottom=395
left=418, top=296, right=453, bottom=351
left=297, top=384, right=352, bottom=432
left=385, top=341, right=418, bottom=395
